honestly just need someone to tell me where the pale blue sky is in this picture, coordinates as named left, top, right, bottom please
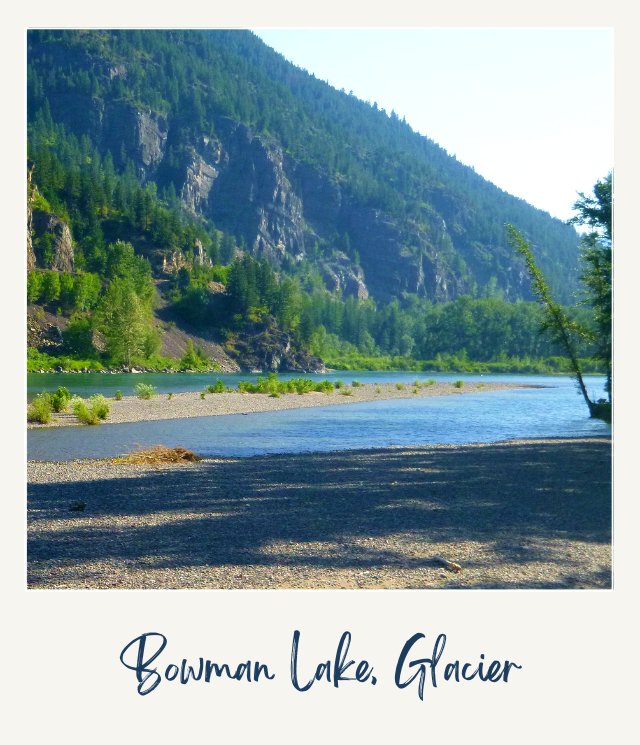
left=253, top=28, right=613, bottom=222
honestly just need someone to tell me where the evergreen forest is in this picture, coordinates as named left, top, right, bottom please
left=26, top=30, right=604, bottom=374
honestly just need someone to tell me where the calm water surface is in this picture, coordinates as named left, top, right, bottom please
left=27, top=373, right=610, bottom=461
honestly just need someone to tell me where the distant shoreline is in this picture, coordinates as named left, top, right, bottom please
left=27, top=362, right=606, bottom=375
left=28, top=380, right=534, bottom=429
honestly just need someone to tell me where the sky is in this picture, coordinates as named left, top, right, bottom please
left=252, top=28, right=613, bottom=222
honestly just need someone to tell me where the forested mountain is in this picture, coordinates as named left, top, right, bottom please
left=26, top=29, right=588, bottom=372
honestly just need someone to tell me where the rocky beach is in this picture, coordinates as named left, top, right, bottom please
left=27, top=436, right=611, bottom=590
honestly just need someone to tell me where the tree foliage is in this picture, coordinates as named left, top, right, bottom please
left=571, top=173, right=612, bottom=400
left=507, top=172, right=612, bottom=420
left=94, top=277, right=154, bottom=365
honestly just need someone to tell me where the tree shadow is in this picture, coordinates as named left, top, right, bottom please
left=28, top=439, right=612, bottom=588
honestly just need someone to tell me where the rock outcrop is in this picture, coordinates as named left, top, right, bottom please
left=181, top=151, right=218, bottom=213
left=27, top=166, right=37, bottom=272
left=31, top=210, right=75, bottom=272
left=209, top=120, right=305, bottom=263
left=321, top=252, right=368, bottom=300
left=229, top=319, right=325, bottom=373
left=27, top=308, right=66, bottom=351
left=34, top=65, right=476, bottom=303
left=104, top=102, right=168, bottom=180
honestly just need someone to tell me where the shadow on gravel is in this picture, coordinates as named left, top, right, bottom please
left=28, top=439, right=612, bottom=587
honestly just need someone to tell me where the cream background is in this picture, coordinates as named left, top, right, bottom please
left=4, top=2, right=637, bottom=741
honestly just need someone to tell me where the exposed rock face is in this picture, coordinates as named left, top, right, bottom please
left=209, top=120, right=305, bottom=262
left=181, top=151, right=218, bottom=213
left=230, top=319, right=325, bottom=373
left=39, top=75, right=474, bottom=303
left=290, top=161, right=342, bottom=229
left=48, top=92, right=169, bottom=182
left=104, top=103, right=168, bottom=180
left=27, top=224, right=36, bottom=272
left=31, top=210, right=75, bottom=272
left=27, top=167, right=37, bottom=272
left=342, top=206, right=465, bottom=302
left=162, top=251, right=186, bottom=275
left=161, top=241, right=212, bottom=274
left=35, top=73, right=488, bottom=304
left=321, top=252, right=368, bottom=300
left=194, top=239, right=210, bottom=266
left=27, top=308, right=66, bottom=352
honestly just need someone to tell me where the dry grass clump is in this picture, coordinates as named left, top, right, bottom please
left=114, top=445, right=202, bottom=465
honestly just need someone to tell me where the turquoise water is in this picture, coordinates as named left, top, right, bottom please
left=27, top=373, right=610, bottom=461
left=27, top=370, right=494, bottom=398
left=26, top=370, right=607, bottom=398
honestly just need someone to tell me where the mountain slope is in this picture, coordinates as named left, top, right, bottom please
left=27, top=29, right=580, bottom=305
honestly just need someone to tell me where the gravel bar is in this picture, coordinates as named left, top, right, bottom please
left=28, top=380, right=532, bottom=428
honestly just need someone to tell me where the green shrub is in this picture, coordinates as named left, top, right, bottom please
left=69, top=395, right=83, bottom=409
left=375, top=386, right=381, bottom=394
left=237, top=373, right=278, bottom=395
left=454, top=380, right=464, bottom=388
left=426, top=379, right=436, bottom=386
left=135, top=383, right=156, bottom=400
left=226, top=374, right=335, bottom=397
left=414, top=380, right=421, bottom=389
left=180, top=339, right=210, bottom=371
left=314, top=380, right=334, bottom=394
left=334, top=380, right=345, bottom=389
left=89, top=395, right=110, bottom=420
left=206, top=379, right=226, bottom=394
left=235, top=374, right=335, bottom=396
left=27, top=394, right=53, bottom=424
left=340, top=389, right=353, bottom=396
left=73, top=399, right=98, bottom=425
left=26, top=347, right=105, bottom=372
left=27, top=272, right=44, bottom=304
left=200, top=392, right=206, bottom=399
left=51, top=386, right=72, bottom=413
left=351, top=380, right=362, bottom=387
left=115, top=390, right=123, bottom=401
left=167, top=392, right=173, bottom=400
left=396, top=383, right=405, bottom=390
left=72, top=394, right=110, bottom=425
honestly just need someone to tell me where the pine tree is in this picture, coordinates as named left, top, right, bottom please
left=94, top=278, right=152, bottom=366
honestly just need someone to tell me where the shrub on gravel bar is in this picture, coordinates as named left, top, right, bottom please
left=27, top=393, right=53, bottom=424
left=135, top=383, right=157, bottom=400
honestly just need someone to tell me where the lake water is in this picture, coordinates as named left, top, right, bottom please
left=28, top=369, right=544, bottom=398
left=27, top=373, right=610, bottom=461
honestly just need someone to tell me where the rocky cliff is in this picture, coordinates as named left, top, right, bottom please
left=28, top=30, right=580, bottom=305
left=31, top=210, right=75, bottom=272
left=34, top=61, right=495, bottom=302
left=50, top=98, right=484, bottom=302
left=27, top=167, right=37, bottom=272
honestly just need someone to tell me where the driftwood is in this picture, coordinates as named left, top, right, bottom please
left=434, top=556, right=463, bottom=572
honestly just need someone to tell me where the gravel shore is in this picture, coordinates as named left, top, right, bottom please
left=28, top=380, right=529, bottom=428
left=27, top=436, right=611, bottom=590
